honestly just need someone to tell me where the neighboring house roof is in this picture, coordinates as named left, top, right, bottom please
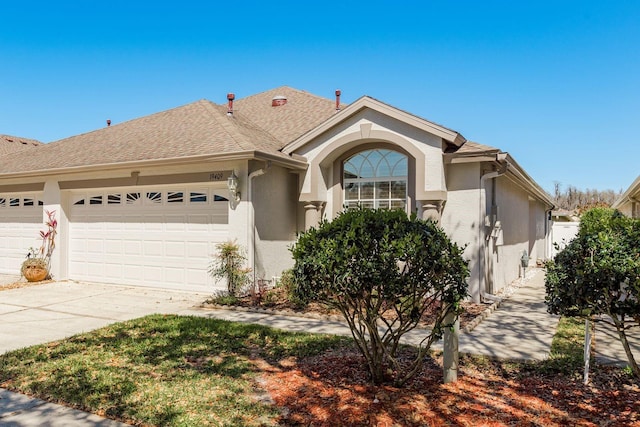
left=0, top=134, right=42, bottom=157
left=552, top=209, right=580, bottom=222
left=612, top=175, right=640, bottom=209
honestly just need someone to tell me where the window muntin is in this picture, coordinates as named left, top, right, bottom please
left=107, top=194, right=121, bottom=205
left=343, top=149, right=408, bottom=210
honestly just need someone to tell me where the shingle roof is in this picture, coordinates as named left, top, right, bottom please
left=0, top=87, right=343, bottom=175
left=450, top=140, right=500, bottom=155
left=0, top=134, right=42, bottom=157
left=0, top=87, right=487, bottom=176
left=233, top=86, right=343, bottom=146
left=0, top=100, right=286, bottom=174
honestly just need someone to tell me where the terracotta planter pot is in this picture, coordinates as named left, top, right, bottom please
left=23, top=266, right=48, bottom=282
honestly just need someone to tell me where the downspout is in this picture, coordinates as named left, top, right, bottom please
left=478, top=162, right=507, bottom=303
left=545, top=208, right=553, bottom=259
left=247, top=161, right=272, bottom=285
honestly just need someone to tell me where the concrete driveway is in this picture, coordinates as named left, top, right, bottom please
left=0, top=280, right=208, bottom=354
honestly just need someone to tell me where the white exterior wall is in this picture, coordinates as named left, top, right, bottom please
left=441, top=163, right=481, bottom=301
left=253, top=165, right=299, bottom=282
left=551, top=221, right=579, bottom=257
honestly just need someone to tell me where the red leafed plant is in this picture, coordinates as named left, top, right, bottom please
left=21, top=210, right=57, bottom=279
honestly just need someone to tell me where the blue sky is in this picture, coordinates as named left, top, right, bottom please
left=1, top=1, right=638, bottom=194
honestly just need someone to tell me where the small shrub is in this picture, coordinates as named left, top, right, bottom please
left=249, top=279, right=270, bottom=306
left=206, top=292, right=241, bottom=306
left=278, top=269, right=307, bottom=309
left=208, top=241, right=252, bottom=297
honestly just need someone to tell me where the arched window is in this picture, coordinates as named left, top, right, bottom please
left=343, top=149, right=408, bottom=210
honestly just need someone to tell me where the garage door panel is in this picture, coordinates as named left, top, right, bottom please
left=143, top=241, right=163, bottom=256
left=123, top=265, right=139, bottom=281
left=106, top=221, right=123, bottom=232
left=165, top=241, right=185, bottom=257
left=187, top=242, right=209, bottom=258
left=143, top=265, right=163, bottom=282
left=86, top=262, right=105, bottom=277
left=105, top=263, right=123, bottom=280
left=165, top=268, right=185, bottom=285
left=87, top=239, right=104, bottom=254
left=0, top=195, right=44, bottom=274
left=124, top=241, right=142, bottom=256
left=69, top=186, right=229, bottom=291
left=124, top=217, right=144, bottom=230
left=105, top=240, right=122, bottom=255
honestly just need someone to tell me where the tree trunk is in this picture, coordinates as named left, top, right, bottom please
left=611, top=315, right=640, bottom=378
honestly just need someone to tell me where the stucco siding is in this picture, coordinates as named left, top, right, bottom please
left=295, top=109, right=446, bottom=203
left=253, top=165, right=298, bottom=282
left=529, top=200, right=547, bottom=262
left=441, top=163, right=481, bottom=301
left=492, top=176, right=530, bottom=293
left=617, top=202, right=633, bottom=217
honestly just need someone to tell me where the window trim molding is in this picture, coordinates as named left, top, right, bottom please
left=332, top=142, right=416, bottom=217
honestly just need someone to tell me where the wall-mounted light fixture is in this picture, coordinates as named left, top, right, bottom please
left=227, top=171, right=241, bottom=202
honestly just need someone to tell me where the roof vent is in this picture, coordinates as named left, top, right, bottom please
left=272, top=95, right=287, bottom=107
left=227, top=93, right=235, bottom=116
left=106, top=119, right=111, bottom=127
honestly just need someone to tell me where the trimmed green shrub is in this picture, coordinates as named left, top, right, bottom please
left=290, top=208, right=469, bottom=386
left=546, top=207, right=640, bottom=377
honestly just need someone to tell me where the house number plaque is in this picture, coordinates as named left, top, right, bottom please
left=208, top=172, right=225, bottom=181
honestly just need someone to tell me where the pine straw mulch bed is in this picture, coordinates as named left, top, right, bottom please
left=254, top=346, right=640, bottom=427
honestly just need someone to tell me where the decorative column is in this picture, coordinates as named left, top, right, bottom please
left=420, top=200, right=443, bottom=224
left=42, top=180, right=67, bottom=280
left=304, top=202, right=324, bottom=230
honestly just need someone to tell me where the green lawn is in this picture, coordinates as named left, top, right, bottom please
left=0, top=315, right=349, bottom=426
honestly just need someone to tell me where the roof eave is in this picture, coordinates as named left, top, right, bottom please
left=503, top=154, right=555, bottom=208
left=0, top=150, right=307, bottom=180
left=612, top=175, right=640, bottom=209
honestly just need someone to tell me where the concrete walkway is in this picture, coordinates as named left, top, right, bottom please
left=0, top=388, right=129, bottom=427
left=595, top=317, right=640, bottom=367
left=458, top=269, right=560, bottom=360
left=188, top=269, right=561, bottom=361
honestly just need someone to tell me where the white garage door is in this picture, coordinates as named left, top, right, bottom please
left=0, top=193, right=44, bottom=275
left=69, top=185, right=229, bottom=292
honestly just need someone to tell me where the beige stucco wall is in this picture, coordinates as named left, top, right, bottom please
left=252, top=164, right=299, bottom=282
left=441, top=162, right=481, bottom=301
left=617, top=201, right=634, bottom=217
left=294, top=109, right=447, bottom=207
left=528, top=199, right=548, bottom=262
left=491, top=176, right=534, bottom=293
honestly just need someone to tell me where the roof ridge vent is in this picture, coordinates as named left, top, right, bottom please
left=272, top=95, right=287, bottom=107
